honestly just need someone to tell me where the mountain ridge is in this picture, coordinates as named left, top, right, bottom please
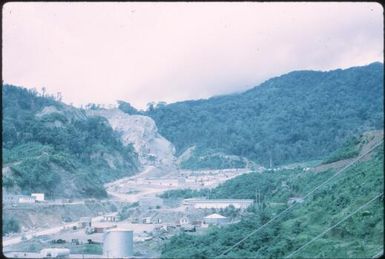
left=145, top=62, right=384, bottom=167
left=2, top=85, right=140, bottom=198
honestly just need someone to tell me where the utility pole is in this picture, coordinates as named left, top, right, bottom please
left=255, top=189, right=260, bottom=210
left=269, top=151, right=273, bottom=169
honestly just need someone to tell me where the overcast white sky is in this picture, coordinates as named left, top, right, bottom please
left=2, top=2, right=383, bottom=109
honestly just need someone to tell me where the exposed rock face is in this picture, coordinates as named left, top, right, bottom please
left=87, top=109, right=177, bottom=172
left=36, top=105, right=88, bottom=121
left=36, top=105, right=61, bottom=117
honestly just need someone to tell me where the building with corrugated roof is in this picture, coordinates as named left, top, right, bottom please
left=204, top=213, right=228, bottom=225
left=183, top=198, right=254, bottom=209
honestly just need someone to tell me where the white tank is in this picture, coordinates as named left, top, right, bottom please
left=103, top=228, right=133, bottom=258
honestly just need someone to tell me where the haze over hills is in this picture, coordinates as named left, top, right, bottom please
left=145, top=62, right=384, bottom=168
left=2, top=3, right=383, bottom=258
left=2, top=62, right=383, bottom=198
left=1, top=62, right=383, bottom=258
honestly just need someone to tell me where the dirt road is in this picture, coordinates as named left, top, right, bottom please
left=2, top=213, right=117, bottom=247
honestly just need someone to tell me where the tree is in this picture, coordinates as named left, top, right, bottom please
left=56, top=92, right=62, bottom=101
left=3, top=218, right=21, bottom=234
left=117, top=100, right=138, bottom=114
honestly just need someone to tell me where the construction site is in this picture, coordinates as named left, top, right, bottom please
left=2, top=167, right=255, bottom=258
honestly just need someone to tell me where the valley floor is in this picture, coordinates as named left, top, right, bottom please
left=2, top=165, right=252, bottom=257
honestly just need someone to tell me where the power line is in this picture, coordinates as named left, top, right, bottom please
left=217, top=139, right=383, bottom=257
left=285, top=192, right=383, bottom=258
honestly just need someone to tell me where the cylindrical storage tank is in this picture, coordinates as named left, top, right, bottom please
left=103, top=228, right=133, bottom=258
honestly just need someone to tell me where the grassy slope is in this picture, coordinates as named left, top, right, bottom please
left=147, top=63, right=383, bottom=168
left=2, top=85, right=139, bottom=198
left=161, top=136, right=384, bottom=258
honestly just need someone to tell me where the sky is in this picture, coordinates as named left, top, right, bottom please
left=2, top=2, right=383, bottom=110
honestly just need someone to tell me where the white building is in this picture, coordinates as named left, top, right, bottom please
left=79, top=217, right=92, bottom=227
left=204, top=214, right=228, bottom=225
left=183, top=199, right=254, bottom=209
left=19, top=196, right=36, bottom=203
left=103, top=215, right=118, bottom=222
left=287, top=197, right=304, bottom=206
left=40, top=248, right=70, bottom=258
left=31, top=193, right=45, bottom=202
left=179, top=216, right=190, bottom=226
left=143, top=217, right=152, bottom=224
left=2, top=193, right=21, bottom=204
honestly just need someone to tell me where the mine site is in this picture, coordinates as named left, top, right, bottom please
left=3, top=164, right=258, bottom=258
left=3, top=2, right=383, bottom=259
left=3, top=107, right=264, bottom=258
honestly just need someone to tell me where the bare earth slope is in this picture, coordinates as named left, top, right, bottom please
left=87, top=109, right=177, bottom=175
left=312, top=130, right=383, bottom=173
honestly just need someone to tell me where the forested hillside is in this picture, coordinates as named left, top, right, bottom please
left=161, top=133, right=384, bottom=258
left=2, top=85, right=139, bottom=198
left=146, top=62, right=383, bottom=168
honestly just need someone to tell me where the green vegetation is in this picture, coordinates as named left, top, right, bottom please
left=323, top=136, right=361, bottom=164
left=2, top=85, right=139, bottom=198
left=159, top=188, right=209, bottom=199
left=161, top=143, right=383, bottom=258
left=117, top=100, right=140, bottom=115
left=147, top=63, right=383, bottom=167
left=10, top=152, right=61, bottom=196
left=6, top=238, right=103, bottom=255
left=3, top=218, right=21, bottom=235
left=160, top=169, right=336, bottom=201
left=117, top=202, right=139, bottom=220
left=218, top=205, right=240, bottom=220
left=71, top=244, right=102, bottom=254
left=180, top=149, right=246, bottom=170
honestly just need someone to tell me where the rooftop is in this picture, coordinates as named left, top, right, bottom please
left=185, top=199, right=254, bottom=203
left=204, top=213, right=227, bottom=219
left=105, top=228, right=133, bottom=232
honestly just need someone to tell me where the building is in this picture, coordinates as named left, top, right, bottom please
left=31, top=193, right=45, bottom=202
left=18, top=196, right=36, bottom=204
left=2, top=193, right=20, bottom=204
left=143, top=217, right=152, bottom=224
left=103, top=228, right=133, bottom=258
left=103, top=215, right=118, bottom=222
left=179, top=216, right=189, bottom=226
left=93, top=223, right=117, bottom=233
left=181, top=224, right=196, bottom=232
left=79, top=217, right=92, bottom=228
left=183, top=199, right=254, bottom=209
left=191, top=220, right=203, bottom=227
left=85, top=226, right=95, bottom=235
left=287, top=197, right=304, bottom=206
left=40, top=248, right=70, bottom=258
left=204, top=214, right=228, bottom=225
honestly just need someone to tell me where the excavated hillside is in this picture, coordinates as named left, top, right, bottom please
left=2, top=85, right=139, bottom=198
left=86, top=108, right=178, bottom=175
left=312, top=130, right=384, bottom=173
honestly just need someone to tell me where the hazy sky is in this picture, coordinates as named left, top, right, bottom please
left=3, top=2, right=383, bottom=109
